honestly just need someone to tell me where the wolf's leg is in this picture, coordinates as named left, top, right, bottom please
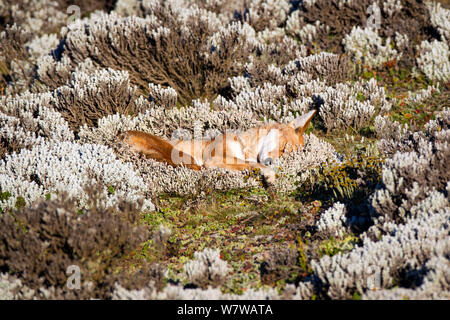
left=202, top=132, right=276, bottom=184
left=204, top=158, right=275, bottom=185
left=120, top=131, right=202, bottom=170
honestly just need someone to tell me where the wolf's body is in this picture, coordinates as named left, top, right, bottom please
left=121, top=110, right=316, bottom=184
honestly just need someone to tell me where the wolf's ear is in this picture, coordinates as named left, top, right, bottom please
left=289, top=110, right=316, bottom=135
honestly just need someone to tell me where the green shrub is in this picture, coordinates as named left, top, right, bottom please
left=297, top=153, right=383, bottom=204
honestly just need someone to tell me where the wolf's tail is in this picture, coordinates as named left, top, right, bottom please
left=119, top=131, right=202, bottom=170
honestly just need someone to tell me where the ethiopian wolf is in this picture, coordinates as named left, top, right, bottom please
left=120, top=110, right=316, bottom=185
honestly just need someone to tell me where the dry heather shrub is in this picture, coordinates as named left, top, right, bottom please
left=0, top=25, right=30, bottom=70
left=148, top=83, right=178, bottom=108
left=224, top=56, right=385, bottom=134
left=378, top=0, right=442, bottom=67
left=52, top=68, right=144, bottom=131
left=427, top=1, right=450, bottom=40
left=5, top=67, right=145, bottom=134
left=374, top=115, right=412, bottom=156
left=78, top=98, right=258, bottom=146
left=184, top=248, right=230, bottom=288
left=42, top=3, right=255, bottom=105
left=362, top=256, right=450, bottom=300
left=26, top=33, right=60, bottom=62
left=0, top=91, right=74, bottom=159
left=312, top=190, right=449, bottom=299
left=317, top=78, right=391, bottom=132
left=273, top=134, right=336, bottom=193
left=316, top=202, right=348, bottom=238
left=240, top=0, right=291, bottom=32
left=112, top=277, right=313, bottom=300
left=286, top=9, right=328, bottom=44
left=371, top=110, right=450, bottom=225
left=416, top=38, right=450, bottom=82
left=260, top=246, right=301, bottom=285
left=0, top=111, right=46, bottom=159
left=248, top=34, right=308, bottom=75
left=0, top=25, right=33, bottom=95
left=0, top=0, right=116, bottom=33
left=0, top=191, right=154, bottom=299
left=295, top=0, right=435, bottom=66
left=373, top=0, right=438, bottom=67
left=284, top=52, right=351, bottom=87
left=343, top=25, right=402, bottom=68
left=0, top=0, right=67, bottom=34
left=165, top=0, right=245, bottom=17
left=236, top=74, right=389, bottom=133
left=0, top=273, right=35, bottom=299
left=295, top=0, right=374, bottom=51
left=35, top=56, right=98, bottom=92
left=0, top=140, right=155, bottom=212
left=56, top=0, right=118, bottom=14
left=244, top=52, right=350, bottom=89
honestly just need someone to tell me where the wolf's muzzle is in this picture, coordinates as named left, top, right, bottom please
left=258, top=157, right=272, bottom=166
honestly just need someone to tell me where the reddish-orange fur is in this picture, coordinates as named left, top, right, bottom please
left=120, top=110, right=316, bottom=184
left=121, top=130, right=202, bottom=170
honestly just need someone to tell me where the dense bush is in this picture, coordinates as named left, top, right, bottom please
left=292, top=0, right=437, bottom=67
left=298, top=153, right=383, bottom=204
left=0, top=25, right=33, bottom=95
left=52, top=68, right=144, bottom=130
left=371, top=109, right=450, bottom=225
left=37, top=3, right=255, bottom=105
left=259, top=246, right=303, bottom=285
left=312, top=190, right=449, bottom=299
left=0, top=190, right=157, bottom=299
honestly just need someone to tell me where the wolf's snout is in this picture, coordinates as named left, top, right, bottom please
left=257, top=152, right=273, bottom=166
left=263, top=158, right=273, bottom=166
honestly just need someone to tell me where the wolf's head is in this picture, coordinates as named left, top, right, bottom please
left=257, top=110, right=316, bottom=166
